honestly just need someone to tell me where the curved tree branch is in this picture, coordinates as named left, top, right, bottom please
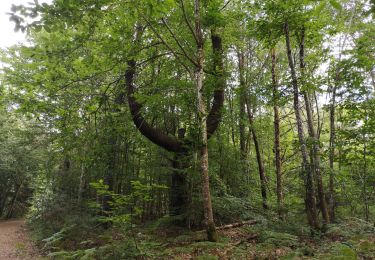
left=125, top=29, right=225, bottom=152
left=207, top=30, right=225, bottom=138
left=125, top=59, right=183, bottom=153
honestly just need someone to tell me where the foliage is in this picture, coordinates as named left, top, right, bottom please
left=0, top=0, right=374, bottom=257
left=90, top=179, right=167, bottom=224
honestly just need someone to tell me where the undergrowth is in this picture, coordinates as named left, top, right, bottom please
left=26, top=193, right=374, bottom=259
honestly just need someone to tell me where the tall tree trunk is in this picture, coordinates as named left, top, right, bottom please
left=362, top=139, right=369, bottom=221
left=238, top=44, right=267, bottom=209
left=284, top=21, right=319, bottom=229
left=245, top=98, right=268, bottom=210
left=238, top=51, right=247, bottom=160
left=195, top=0, right=217, bottom=242
left=228, top=90, right=236, bottom=146
left=328, top=69, right=339, bottom=222
left=271, top=48, right=284, bottom=219
left=328, top=91, right=336, bottom=222
left=102, top=132, right=117, bottom=225
left=78, top=144, right=88, bottom=204
left=0, top=188, right=9, bottom=217
left=362, top=97, right=370, bottom=222
left=78, top=162, right=86, bottom=204
left=299, top=28, right=330, bottom=226
left=170, top=129, right=189, bottom=217
left=6, top=179, right=23, bottom=219
left=238, top=50, right=250, bottom=182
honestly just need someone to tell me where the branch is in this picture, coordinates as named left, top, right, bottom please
left=144, top=17, right=192, bottom=74
left=216, top=219, right=257, bottom=230
left=124, top=25, right=184, bottom=153
left=206, top=30, right=226, bottom=138
left=179, top=0, right=199, bottom=44
left=162, top=18, right=198, bottom=67
left=198, top=220, right=257, bottom=233
left=138, top=41, right=163, bottom=51
left=137, top=52, right=173, bottom=67
left=220, top=0, right=233, bottom=11
left=125, top=59, right=183, bottom=153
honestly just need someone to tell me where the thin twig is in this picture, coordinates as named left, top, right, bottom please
left=137, top=52, right=173, bottom=67
left=220, top=0, right=233, bottom=11
left=179, top=0, right=198, bottom=44
left=144, top=17, right=192, bottom=74
left=162, top=18, right=198, bottom=67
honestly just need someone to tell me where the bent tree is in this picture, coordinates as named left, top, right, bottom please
left=124, top=1, right=225, bottom=240
left=7, top=0, right=226, bottom=234
left=2, top=0, right=374, bottom=252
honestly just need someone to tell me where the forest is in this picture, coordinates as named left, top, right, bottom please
left=0, top=0, right=374, bottom=259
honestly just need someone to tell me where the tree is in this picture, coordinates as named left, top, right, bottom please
left=271, top=48, right=284, bottom=219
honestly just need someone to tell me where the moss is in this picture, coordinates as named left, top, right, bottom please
left=329, top=243, right=357, bottom=259
left=207, top=224, right=219, bottom=242
left=190, top=241, right=228, bottom=249
left=196, top=254, right=219, bottom=260
left=280, top=252, right=300, bottom=259
left=299, top=246, right=315, bottom=256
left=258, top=230, right=299, bottom=248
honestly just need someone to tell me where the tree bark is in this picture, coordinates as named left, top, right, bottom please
left=284, top=21, right=319, bottom=229
left=271, top=48, right=284, bottom=219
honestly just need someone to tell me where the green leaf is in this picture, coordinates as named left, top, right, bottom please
left=329, top=0, right=342, bottom=10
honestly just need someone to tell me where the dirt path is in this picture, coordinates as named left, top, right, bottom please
left=0, top=219, right=41, bottom=260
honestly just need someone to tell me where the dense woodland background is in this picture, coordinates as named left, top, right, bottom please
left=0, top=0, right=374, bottom=259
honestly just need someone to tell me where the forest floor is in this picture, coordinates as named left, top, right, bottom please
left=134, top=217, right=375, bottom=259
left=24, top=215, right=375, bottom=259
left=0, top=219, right=41, bottom=260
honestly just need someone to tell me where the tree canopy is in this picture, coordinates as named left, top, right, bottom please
left=0, top=0, right=374, bottom=258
